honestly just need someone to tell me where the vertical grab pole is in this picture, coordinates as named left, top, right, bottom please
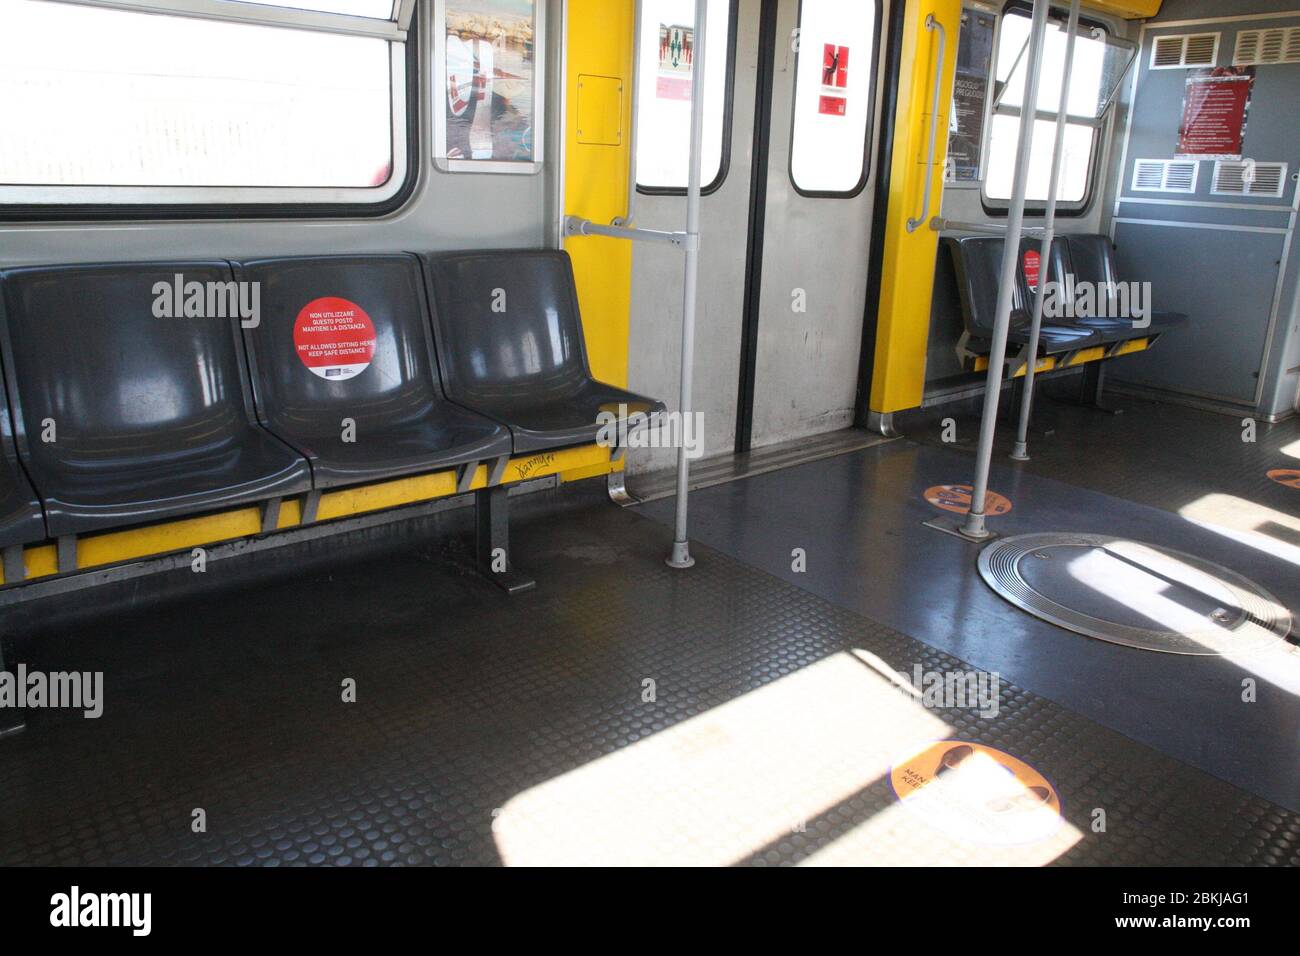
left=667, top=0, right=707, bottom=569
left=906, top=15, right=947, bottom=233
left=1011, top=0, right=1081, bottom=461
left=617, top=0, right=644, bottom=227
left=961, top=0, right=1051, bottom=539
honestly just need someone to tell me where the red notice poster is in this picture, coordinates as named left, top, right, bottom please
left=1176, top=68, right=1254, bottom=160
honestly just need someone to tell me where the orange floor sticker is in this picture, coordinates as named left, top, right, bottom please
left=923, top=484, right=1012, bottom=515
left=890, top=741, right=1062, bottom=846
left=1267, top=468, right=1300, bottom=489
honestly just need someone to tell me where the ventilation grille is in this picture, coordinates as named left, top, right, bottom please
left=1212, top=161, right=1288, bottom=197
left=1234, top=26, right=1300, bottom=65
left=1151, top=32, right=1220, bottom=69
left=1132, top=159, right=1200, bottom=193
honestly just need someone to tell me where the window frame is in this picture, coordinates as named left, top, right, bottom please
left=634, top=0, right=740, bottom=198
left=978, top=0, right=1112, bottom=218
left=787, top=0, right=882, bottom=200
left=48, top=0, right=415, bottom=40
left=431, top=0, right=546, bottom=176
left=0, top=0, right=419, bottom=221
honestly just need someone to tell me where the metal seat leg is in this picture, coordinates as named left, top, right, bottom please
left=0, top=637, right=25, bottom=738
left=475, top=486, right=536, bottom=595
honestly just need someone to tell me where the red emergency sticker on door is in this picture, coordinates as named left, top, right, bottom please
left=819, top=96, right=848, bottom=116
left=822, top=44, right=849, bottom=88
left=293, top=297, right=377, bottom=382
left=819, top=43, right=850, bottom=116
left=1023, top=249, right=1041, bottom=292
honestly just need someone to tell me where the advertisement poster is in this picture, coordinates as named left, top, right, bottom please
left=656, top=23, right=694, bottom=100
left=1176, top=67, right=1254, bottom=160
left=444, top=0, right=536, bottom=163
left=947, top=3, right=997, bottom=182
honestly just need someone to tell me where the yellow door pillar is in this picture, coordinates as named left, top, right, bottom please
left=559, top=0, right=637, bottom=482
left=562, top=0, right=636, bottom=390
left=1085, top=1, right=1161, bottom=18
left=869, top=0, right=961, bottom=420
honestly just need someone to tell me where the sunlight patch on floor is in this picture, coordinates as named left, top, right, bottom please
left=494, top=652, right=1081, bottom=866
left=1179, top=493, right=1300, bottom=568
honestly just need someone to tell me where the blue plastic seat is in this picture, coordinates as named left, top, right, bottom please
left=0, top=262, right=312, bottom=539
left=1018, top=237, right=1153, bottom=344
left=421, top=250, right=665, bottom=454
left=1064, top=235, right=1187, bottom=333
left=945, top=237, right=1101, bottom=355
left=236, top=255, right=513, bottom=489
left=0, top=380, right=46, bottom=557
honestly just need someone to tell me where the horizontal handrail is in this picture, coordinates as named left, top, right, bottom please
left=930, top=217, right=1047, bottom=236
left=563, top=216, right=693, bottom=249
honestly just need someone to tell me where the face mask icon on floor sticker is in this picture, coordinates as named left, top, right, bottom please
left=923, top=484, right=1012, bottom=516
left=294, top=297, right=377, bottom=382
left=891, top=740, right=1062, bottom=847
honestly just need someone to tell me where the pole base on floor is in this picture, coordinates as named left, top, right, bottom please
left=1009, top=441, right=1030, bottom=461
left=923, top=514, right=1000, bottom=544
left=485, top=569, right=537, bottom=596
left=866, top=410, right=901, bottom=438
left=666, top=540, right=695, bottom=569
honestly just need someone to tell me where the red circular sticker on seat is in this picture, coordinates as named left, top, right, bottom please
left=1023, top=249, right=1041, bottom=292
left=293, top=297, right=376, bottom=381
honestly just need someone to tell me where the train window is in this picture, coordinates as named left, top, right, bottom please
left=634, top=0, right=735, bottom=194
left=433, top=0, right=545, bottom=174
left=243, top=1, right=395, bottom=15
left=982, top=6, right=1125, bottom=208
left=0, top=0, right=411, bottom=208
left=789, top=0, right=878, bottom=197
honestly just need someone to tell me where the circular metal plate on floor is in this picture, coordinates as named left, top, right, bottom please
left=977, top=533, right=1293, bottom=655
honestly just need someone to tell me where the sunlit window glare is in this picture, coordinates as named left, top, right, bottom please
left=0, top=0, right=394, bottom=189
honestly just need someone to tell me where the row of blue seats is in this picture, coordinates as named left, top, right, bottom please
left=946, top=233, right=1185, bottom=363
left=0, top=250, right=663, bottom=582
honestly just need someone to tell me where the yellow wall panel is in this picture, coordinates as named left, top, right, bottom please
left=562, top=0, right=636, bottom=391
left=1084, top=1, right=1161, bottom=18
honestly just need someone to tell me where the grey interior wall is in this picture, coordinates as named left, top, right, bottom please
left=625, top=0, right=759, bottom=476
left=1104, top=0, right=1300, bottom=419
left=0, top=0, right=564, bottom=266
